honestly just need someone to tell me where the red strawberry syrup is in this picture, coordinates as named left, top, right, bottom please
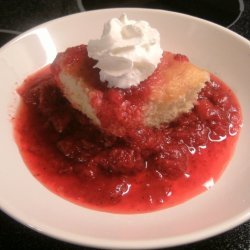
left=14, top=66, right=242, bottom=213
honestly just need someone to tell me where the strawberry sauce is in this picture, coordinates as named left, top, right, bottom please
left=14, top=66, right=242, bottom=213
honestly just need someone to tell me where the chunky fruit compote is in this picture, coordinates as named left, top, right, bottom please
left=14, top=50, right=242, bottom=213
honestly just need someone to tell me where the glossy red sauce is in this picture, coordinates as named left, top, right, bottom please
left=14, top=66, right=242, bottom=213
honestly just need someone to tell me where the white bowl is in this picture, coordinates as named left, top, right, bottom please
left=0, top=8, right=249, bottom=250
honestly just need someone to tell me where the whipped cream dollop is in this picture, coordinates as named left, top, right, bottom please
left=87, top=14, right=163, bottom=88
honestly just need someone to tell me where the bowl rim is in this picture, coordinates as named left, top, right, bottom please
left=1, top=206, right=249, bottom=249
left=1, top=7, right=249, bottom=52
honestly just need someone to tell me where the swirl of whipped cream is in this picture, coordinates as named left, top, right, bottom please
left=87, top=14, right=163, bottom=88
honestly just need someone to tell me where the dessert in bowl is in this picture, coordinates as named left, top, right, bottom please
left=0, top=8, right=249, bottom=249
left=15, top=14, right=241, bottom=213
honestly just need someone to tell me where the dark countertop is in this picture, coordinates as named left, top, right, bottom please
left=0, top=1, right=249, bottom=249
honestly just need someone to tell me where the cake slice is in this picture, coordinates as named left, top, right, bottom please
left=51, top=45, right=210, bottom=136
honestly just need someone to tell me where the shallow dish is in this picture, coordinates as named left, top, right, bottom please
left=0, top=8, right=249, bottom=249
